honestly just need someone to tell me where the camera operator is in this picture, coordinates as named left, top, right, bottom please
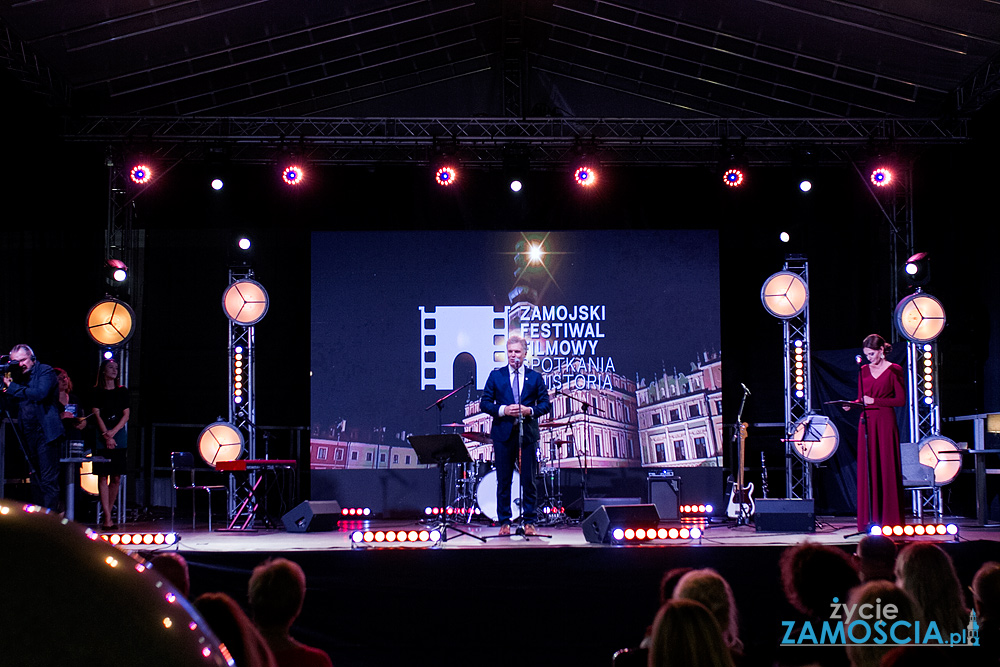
left=1, top=344, right=64, bottom=512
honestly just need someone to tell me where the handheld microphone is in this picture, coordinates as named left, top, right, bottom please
left=741, top=382, right=751, bottom=395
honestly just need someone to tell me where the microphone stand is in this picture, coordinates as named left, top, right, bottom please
left=554, top=388, right=604, bottom=508
left=425, top=377, right=475, bottom=511
left=513, top=370, right=549, bottom=540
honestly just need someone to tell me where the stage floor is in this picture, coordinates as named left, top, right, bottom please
left=121, top=515, right=1000, bottom=552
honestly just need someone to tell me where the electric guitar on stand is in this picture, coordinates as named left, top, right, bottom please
left=726, top=421, right=755, bottom=522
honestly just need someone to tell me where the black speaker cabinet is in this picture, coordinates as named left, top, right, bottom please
left=581, top=504, right=660, bottom=543
left=755, top=498, right=815, bottom=533
left=648, top=478, right=679, bottom=520
left=282, top=500, right=342, bottom=533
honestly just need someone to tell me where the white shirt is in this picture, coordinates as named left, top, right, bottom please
left=502, top=364, right=532, bottom=418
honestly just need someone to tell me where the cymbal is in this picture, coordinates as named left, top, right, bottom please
left=442, top=423, right=466, bottom=428
left=538, top=421, right=570, bottom=428
left=462, top=432, right=493, bottom=444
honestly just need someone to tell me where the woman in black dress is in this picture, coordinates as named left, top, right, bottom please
left=92, top=358, right=130, bottom=530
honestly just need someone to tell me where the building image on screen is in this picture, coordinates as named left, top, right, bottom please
left=310, top=230, right=721, bottom=472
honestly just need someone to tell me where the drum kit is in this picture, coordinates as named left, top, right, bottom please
left=442, top=423, right=571, bottom=525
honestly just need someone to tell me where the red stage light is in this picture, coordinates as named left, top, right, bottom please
left=282, top=165, right=303, bottom=186
left=574, top=167, right=596, bottom=187
left=870, top=168, right=892, bottom=187
left=130, top=165, right=151, bottom=184
left=435, top=166, right=457, bottom=186
left=723, top=169, right=745, bottom=188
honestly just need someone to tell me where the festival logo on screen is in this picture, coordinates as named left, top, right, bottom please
left=418, top=302, right=613, bottom=391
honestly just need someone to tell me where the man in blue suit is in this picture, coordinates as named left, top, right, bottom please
left=2, top=344, right=64, bottom=512
left=480, top=335, right=551, bottom=536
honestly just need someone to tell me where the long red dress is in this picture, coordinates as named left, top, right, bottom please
left=856, top=362, right=906, bottom=530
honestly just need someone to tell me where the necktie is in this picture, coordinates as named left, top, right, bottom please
left=512, top=368, right=520, bottom=405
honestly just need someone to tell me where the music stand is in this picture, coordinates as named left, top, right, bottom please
left=408, top=434, right=486, bottom=543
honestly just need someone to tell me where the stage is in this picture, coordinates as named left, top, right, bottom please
left=119, top=515, right=1000, bottom=667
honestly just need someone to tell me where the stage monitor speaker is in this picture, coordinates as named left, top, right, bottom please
left=581, top=504, right=660, bottom=544
left=755, top=498, right=815, bottom=533
left=282, top=500, right=342, bottom=533
left=648, top=478, right=679, bottom=520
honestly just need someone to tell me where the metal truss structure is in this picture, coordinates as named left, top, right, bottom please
left=782, top=258, right=813, bottom=501
left=227, top=267, right=258, bottom=520
left=68, top=116, right=969, bottom=167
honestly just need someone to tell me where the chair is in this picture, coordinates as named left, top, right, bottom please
left=900, top=442, right=940, bottom=519
left=171, top=451, right=227, bottom=531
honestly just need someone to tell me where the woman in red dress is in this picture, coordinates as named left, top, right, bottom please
left=853, top=334, right=906, bottom=530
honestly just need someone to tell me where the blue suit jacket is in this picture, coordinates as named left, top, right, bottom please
left=3, top=362, right=64, bottom=443
left=480, top=365, right=552, bottom=445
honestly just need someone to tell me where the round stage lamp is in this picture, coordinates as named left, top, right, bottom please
left=761, top=271, right=808, bottom=319
left=917, top=434, right=962, bottom=485
left=86, top=298, right=136, bottom=346
left=789, top=414, right=839, bottom=463
left=222, top=279, right=269, bottom=326
left=197, top=421, right=244, bottom=466
left=894, top=291, right=945, bottom=343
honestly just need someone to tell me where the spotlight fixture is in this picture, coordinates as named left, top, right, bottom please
left=100, top=532, right=179, bottom=547
left=722, top=168, right=745, bottom=188
left=869, top=523, right=958, bottom=539
left=574, top=166, right=597, bottom=187
left=281, top=165, right=303, bottom=186
left=917, top=434, right=963, bottom=485
left=870, top=167, right=893, bottom=187
left=761, top=271, right=808, bottom=319
left=106, top=258, right=128, bottom=282
left=509, top=179, right=523, bottom=193
left=129, top=164, right=152, bottom=185
left=86, top=298, right=136, bottom=346
left=789, top=414, right=839, bottom=463
left=902, top=252, right=931, bottom=287
left=779, top=232, right=791, bottom=243
left=211, top=178, right=224, bottom=191
left=894, top=290, right=945, bottom=343
left=222, top=279, right=269, bottom=326
left=435, top=166, right=457, bottom=187
left=197, top=421, right=245, bottom=466
left=237, top=237, right=251, bottom=251
left=798, top=179, right=812, bottom=193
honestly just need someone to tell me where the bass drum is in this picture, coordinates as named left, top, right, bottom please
left=476, top=470, right=521, bottom=522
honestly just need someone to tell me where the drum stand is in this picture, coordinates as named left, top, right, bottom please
left=536, top=462, right=569, bottom=526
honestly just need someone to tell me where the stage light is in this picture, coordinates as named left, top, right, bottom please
left=106, top=258, right=128, bottom=282
left=917, top=434, right=963, bottom=485
left=222, top=279, right=269, bottom=326
left=761, top=271, right=808, bottom=319
left=527, top=243, right=544, bottom=264
left=722, top=168, right=745, bottom=188
left=86, top=298, right=136, bottom=346
left=799, top=179, right=812, bottom=192
left=351, top=529, right=440, bottom=546
left=100, top=532, right=178, bottom=548
left=609, top=525, right=701, bottom=544
left=129, top=165, right=151, bottom=185
left=435, top=166, right=457, bottom=186
left=281, top=165, right=303, bottom=186
left=574, top=166, right=596, bottom=187
left=211, top=178, right=224, bottom=191
left=870, top=167, right=893, bottom=187
left=780, top=232, right=790, bottom=243
left=197, top=420, right=244, bottom=466
left=789, top=414, right=839, bottom=463
left=510, top=179, right=523, bottom=193
left=238, top=237, right=251, bottom=251
left=902, top=252, right=931, bottom=287
left=894, top=290, right=945, bottom=343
